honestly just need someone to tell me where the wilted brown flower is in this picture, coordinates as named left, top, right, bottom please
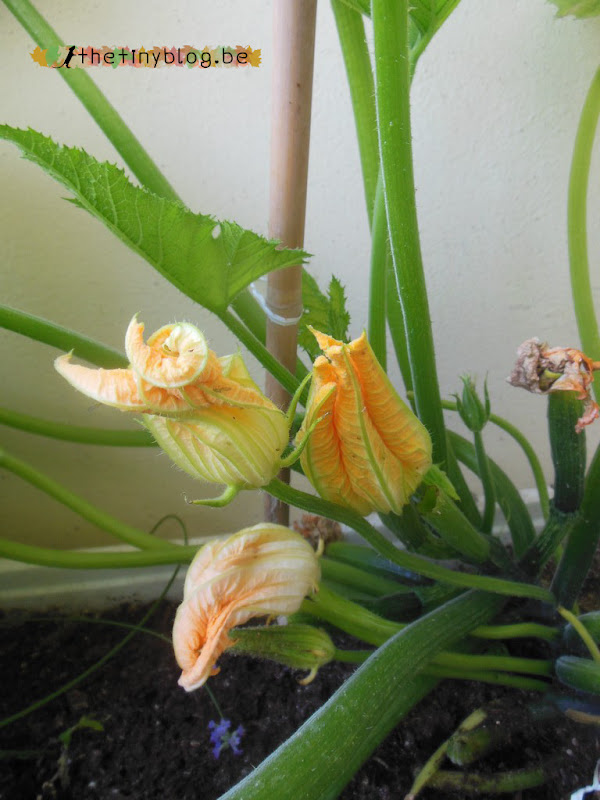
left=508, top=338, right=600, bottom=432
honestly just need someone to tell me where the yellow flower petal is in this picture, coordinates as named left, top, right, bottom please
left=297, top=330, right=432, bottom=515
left=54, top=354, right=146, bottom=410
left=173, top=524, right=320, bottom=691
left=126, top=317, right=210, bottom=388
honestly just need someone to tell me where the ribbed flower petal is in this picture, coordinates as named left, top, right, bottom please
left=297, top=329, right=432, bottom=515
left=173, top=525, right=320, bottom=691
left=144, top=405, right=289, bottom=489
left=126, top=317, right=210, bottom=388
left=55, top=355, right=146, bottom=410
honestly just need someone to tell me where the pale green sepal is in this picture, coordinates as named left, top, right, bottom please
left=187, top=484, right=241, bottom=507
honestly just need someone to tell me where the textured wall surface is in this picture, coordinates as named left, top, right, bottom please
left=1, top=1, right=599, bottom=547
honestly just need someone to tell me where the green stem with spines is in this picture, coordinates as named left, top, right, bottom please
left=371, top=0, right=446, bottom=464
left=548, top=392, right=586, bottom=514
left=0, top=305, right=126, bottom=367
left=266, top=478, right=554, bottom=603
left=0, top=407, right=155, bottom=447
left=552, top=441, right=600, bottom=606
left=0, top=447, right=177, bottom=551
left=568, top=67, right=600, bottom=374
left=520, top=505, right=578, bottom=577
left=320, top=557, right=407, bottom=597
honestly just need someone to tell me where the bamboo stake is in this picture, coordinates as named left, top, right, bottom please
left=265, top=0, right=318, bottom=524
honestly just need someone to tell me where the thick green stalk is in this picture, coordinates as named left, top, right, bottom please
left=474, top=430, right=496, bottom=533
left=0, top=305, right=126, bottom=368
left=568, top=67, right=600, bottom=370
left=367, top=174, right=388, bottom=368
left=552, top=441, right=600, bottom=607
left=471, top=622, right=559, bottom=643
left=0, top=407, right=155, bottom=447
left=0, top=538, right=196, bottom=569
left=221, top=591, right=502, bottom=800
left=0, top=448, right=174, bottom=551
left=3, top=0, right=180, bottom=202
left=266, top=478, right=554, bottom=603
left=418, top=490, right=491, bottom=565
left=331, top=0, right=379, bottom=220
left=520, top=505, right=578, bottom=577
left=371, top=0, right=446, bottom=463
left=548, top=392, right=586, bottom=513
left=320, top=557, right=405, bottom=597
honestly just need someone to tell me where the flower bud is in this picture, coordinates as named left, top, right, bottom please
left=454, top=376, right=490, bottom=433
left=296, top=329, right=432, bottom=516
left=172, top=524, right=321, bottom=691
left=229, top=623, right=335, bottom=683
left=55, top=316, right=293, bottom=500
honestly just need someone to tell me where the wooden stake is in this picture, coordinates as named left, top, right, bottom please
left=264, top=0, right=318, bottom=524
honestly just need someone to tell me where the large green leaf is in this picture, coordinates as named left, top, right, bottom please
left=0, top=126, right=308, bottom=314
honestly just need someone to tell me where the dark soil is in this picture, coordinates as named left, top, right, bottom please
left=0, top=598, right=599, bottom=800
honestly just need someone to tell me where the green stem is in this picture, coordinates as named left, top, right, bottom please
left=332, top=651, right=550, bottom=691
left=320, top=557, right=405, bottom=597
left=449, top=431, right=536, bottom=557
left=434, top=652, right=552, bottom=678
left=520, top=505, right=578, bottom=577
left=266, top=478, right=554, bottom=603
left=331, top=0, right=379, bottom=221
left=0, top=537, right=196, bottom=568
left=444, top=435, right=482, bottom=528
left=548, top=392, right=586, bottom=514
left=371, top=0, right=446, bottom=464
left=442, top=398, right=549, bottom=520
left=428, top=766, right=546, bottom=794
left=0, top=305, right=126, bottom=367
left=367, top=173, right=388, bottom=368
left=19, top=615, right=172, bottom=644
left=474, top=430, right=496, bottom=533
left=422, top=667, right=549, bottom=693
left=386, top=249, right=413, bottom=393
left=552, top=441, right=600, bottom=607
left=0, top=406, right=155, bottom=447
left=471, top=622, right=559, bottom=643
left=489, top=413, right=549, bottom=519
left=218, top=309, right=302, bottom=397
left=3, top=0, right=180, bottom=202
left=0, top=447, right=175, bottom=551
left=558, top=606, right=600, bottom=664
left=568, top=67, right=600, bottom=372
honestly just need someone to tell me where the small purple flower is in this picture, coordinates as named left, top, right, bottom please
left=208, top=718, right=245, bottom=759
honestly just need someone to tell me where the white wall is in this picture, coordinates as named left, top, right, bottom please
left=1, top=1, right=599, bottom=547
